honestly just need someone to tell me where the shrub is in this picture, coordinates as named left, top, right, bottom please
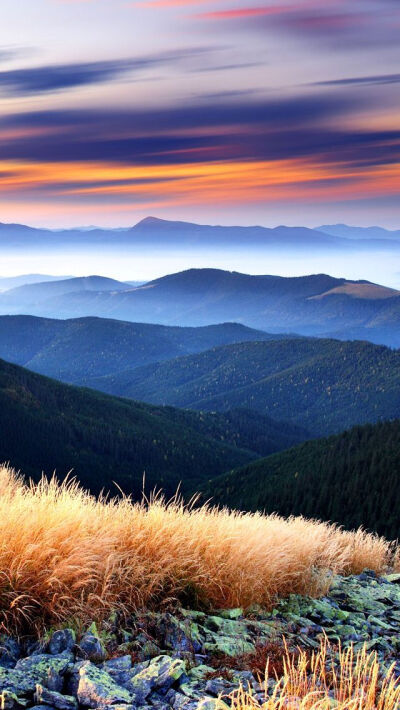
left=0, top=465, right=395, bottom=634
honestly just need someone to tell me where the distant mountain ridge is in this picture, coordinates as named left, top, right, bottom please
left=0, top=268, right=399, bottom=346
left=0, top=216, right=400, bottom=251
left=0, top=274, right=71, bottom=291
left=318, top=224, right=400, bottom=241
left=3, top=275, right=128, bottom=300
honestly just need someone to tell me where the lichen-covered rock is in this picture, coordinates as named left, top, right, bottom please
left=48, top=630, right=76, bottom=656
left=172, top=691, right=198, bottom=710
left=15, top=653, right=73, bottom=679
left=0, top=668, right=40, bottom=698
left=203, top=635, right=254, bottom=657
left=0, top=654, right=72, bottom=700
left=126, top=655, right=186, bottom=703
left=218, top=609, right=243, bottom=621
left=77, top=662, right=132, bottom=708
left=77, top=625, right=106, bottom=663
left=197, top=698, right=230, bottom=710
left=104, top=656, right=132, bottom=672
left=35, top=685, right=77, bottom=710
left=164, top=617, right=203, bottom=655
left=0, top=570, right=398, bottom=710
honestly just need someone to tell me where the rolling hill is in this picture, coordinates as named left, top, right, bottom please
left=0, top=357, right=260, bottom=497
left=0, top=315, right=283, bottom=383
left=92, top=338, right=400, bottom=436
left=0, top=357, right=309, bottom=498
left=1, top=268, right=398, bottom=346
left=0, top=274, right=71, bottom=291
left=200, top=419, right=400, bottom=539
left=0, top=275, right=128, bottom=313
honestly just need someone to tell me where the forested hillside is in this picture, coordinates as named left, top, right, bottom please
left=201, top=419, right=400, bottom=538
left=91, top=337, right=400, bottom=436
left=0, top=315, right=279, bottom=382
left=0, top=358, right=261, bottom=497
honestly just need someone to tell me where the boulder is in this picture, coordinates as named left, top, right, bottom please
left=0, top=638, right=21, bottom=669
left=0, top=654, right=72, bottom=700
left=77, top=626, right=106, bottom=664
left=104, top=656, right=132, bottom=673
left=77, top=662, right=132, bottom=708
left=126, top=656, right=186, bottom=703
left=48, top=631, right=76, bottom=656
left=35, top=685, right=77, bottom=710
left=0, top=690, right=28, bottom=710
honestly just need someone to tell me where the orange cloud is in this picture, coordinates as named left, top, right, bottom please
left=0, top=155, right=399, bottom=214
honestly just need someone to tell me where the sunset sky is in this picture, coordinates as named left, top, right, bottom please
left=1, top=0, right=399, bottom=227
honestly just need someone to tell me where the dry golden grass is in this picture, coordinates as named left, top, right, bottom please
left=223, top=639, right=400, bottom=709
left=0, top=465, right=396, bottom=634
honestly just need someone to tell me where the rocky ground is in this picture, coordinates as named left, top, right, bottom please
left=1, top=570, right=400, bottom=710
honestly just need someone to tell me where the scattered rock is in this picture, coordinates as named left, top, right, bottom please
left=34, top=685, right=77, bottom=710
left=48, top=631, right=76, bottom=657
left=77, top=626, right=106, bottom=664
left=0, top=638, right=21, bottom=669
left=0, top=571, right=398, bottom=710
left=126, top=655, right=186, bottom=703
left=77, top=662, right=132, bottom=708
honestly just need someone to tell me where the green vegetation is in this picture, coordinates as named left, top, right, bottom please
left=93, top=338, right=400, bottom=436
left=0, top=315, right=279, bottom=383
left=159, top=407, right=308, bottom=457
left=0, top=357, right=260, bottom=497
left=202, top=419, right=400, bottom=538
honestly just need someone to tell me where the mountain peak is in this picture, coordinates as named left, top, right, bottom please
left=134, top=216, right=168, bottom=228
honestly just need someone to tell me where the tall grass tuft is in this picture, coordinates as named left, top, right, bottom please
left=223, top=639, right=400, bottom=709
left=0, top=465, right=396, bottom=634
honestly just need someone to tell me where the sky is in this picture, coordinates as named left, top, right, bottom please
left=0, top=0, right=399, bottom=228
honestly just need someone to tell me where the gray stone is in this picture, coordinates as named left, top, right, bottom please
left=204, top=679, right=234, bottom=697
left=104, top=656, right=132, bottom=672
left=35, top=685, right=77, bottom=710
left=0, top=655, right=72, bottom=700
left=65, top=661, right=86, bottom=698
left=48, top=631, right=76, bottom=656
left=126, top=655, right=186, bottom=702
left=172, top=692, right=198, bottom=710
left=0, top=638, right=21, bottom=669
left=0, top=668, right=40, bottom=698
left=77, top=661, right=133, bottom=708
left=0, top=690, right=28, bottom=710
left=77, top=629, right=106, bottom=664
left=196, top=700, right=230, bottom=710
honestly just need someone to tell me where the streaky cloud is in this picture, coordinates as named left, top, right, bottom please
left=313, top=73, right=400, bottom=87
left=0, top=47, right=215, bottom=96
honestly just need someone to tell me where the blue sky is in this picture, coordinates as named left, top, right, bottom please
left=0, top=0, right=399, bottom=227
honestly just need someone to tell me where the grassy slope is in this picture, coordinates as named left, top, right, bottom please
left=0, top=466, right=393, bottom=634
left=90, top=338, right=400, bottom=436
left=201, top=419, right=400, bottom=538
